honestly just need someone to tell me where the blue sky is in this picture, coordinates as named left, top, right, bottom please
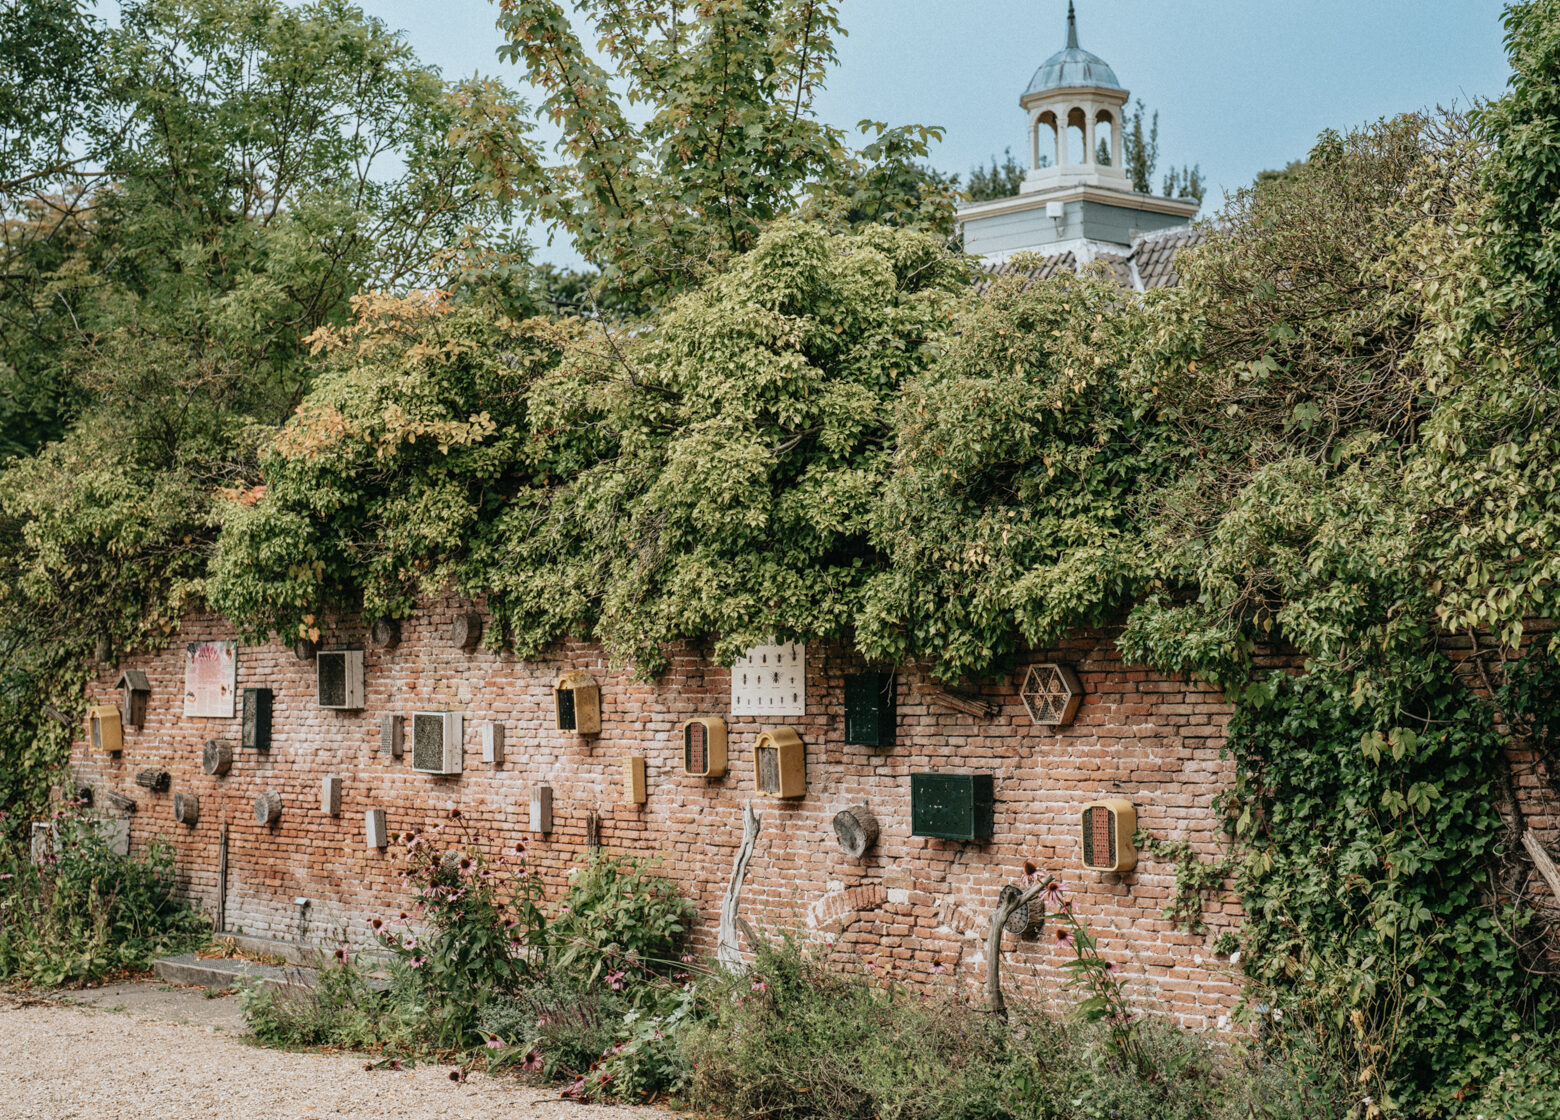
left=362, top=1, right=1514, bottom=265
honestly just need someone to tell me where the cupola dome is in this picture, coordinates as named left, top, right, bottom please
left=1025, top=4, right=1121, bottom=95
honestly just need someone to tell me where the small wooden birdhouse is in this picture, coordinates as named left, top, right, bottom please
left=554, top=670, right=600, bottom=735
left=623, top=755, right=647, bottom=804
left=1080, top=799, right=1137, bottom=873
left=1020, top=663, right=1082, bottom=726
left=529, top=785, right=553, bottom=833
left=681, top=717, right=728, bottom=778
left=910, top=772, right=994, bottom=841
left=844, top=672, right=895, bottom=747
left=242, top=687, right=272, bottom=751
left=115, top=670, right=150, bottom=730
left=371, top=618, right=400, bottom=649
left=753, top=727, right=806, bottom=799
left=88, top=705, right=122, bottom=753
left=316, top=650, right=365, bottom=710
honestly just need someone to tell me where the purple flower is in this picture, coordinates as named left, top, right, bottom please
left=1055, top=928, right=1075, bottom=948
left=606, top=969, right=626, bottom=991
left=1043, top=880, right=1065, bottom=908
left=932, top=961, right=948, bottom=975
left=485, top=1035, right=504, bottom=1050
left=522, top=1050, right=543, bottom=1072
left=751, top=980, right=769, bottom=992
left=410, top=956, right=426, bottom=968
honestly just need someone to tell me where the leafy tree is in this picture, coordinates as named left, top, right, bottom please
left=1160, top=163, right=1204, bottom=204
left=1122, top=98, right=1158, bottom=194
left=0, top=0, right=529, bottom=832
left=966, top=147, right=1031, bottom=202
left=474, top=0, right=950, bottom=304
left=211, top=222, right=967, bottom=674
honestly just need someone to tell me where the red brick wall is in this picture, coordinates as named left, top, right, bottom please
left=68, top=598, right=1246, bottom=1028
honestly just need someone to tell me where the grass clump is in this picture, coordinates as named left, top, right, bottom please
left=0, top=805, right=207, bottom=987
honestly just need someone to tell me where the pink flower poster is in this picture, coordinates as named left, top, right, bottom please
left=183, top=640, right=237, bottom=718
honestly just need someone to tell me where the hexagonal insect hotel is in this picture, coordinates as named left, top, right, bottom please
left=1020, top=663, right=1083, bottom=726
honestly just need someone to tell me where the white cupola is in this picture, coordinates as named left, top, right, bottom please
left=956, top=2, right=1198, bottom=265
left=1019, top=1, right=1131, bottom=193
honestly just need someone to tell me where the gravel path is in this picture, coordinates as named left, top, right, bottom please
left=0, top=983, right=683, bottom=1120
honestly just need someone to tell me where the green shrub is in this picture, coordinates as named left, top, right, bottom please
left=365, top=814, right=549, bottom=1050
left=546, top=849, right=695, bottom=990
left=0, top=807, right=207, bottom=987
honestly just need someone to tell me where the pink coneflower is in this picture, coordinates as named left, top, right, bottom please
left=932, top=961, right=948, bottom=975
left=522, top=1050, right=543, bottom=1072
left=680, top=953, right=695, bottom=963
left=751, top=980, right=769, bottom=992
left=513, top=841, right=526, bottom=855
left=485, top=1035, right=504, bottom=1049
left=459, top=857, right=473, bottom=873
left=1043, top=880, right=1065, bottom=908
left=606, top=969, right=626, bottom=991
left=1055, top=928, right=1075, bottom=948
left=369, top=917, right=384, bottom=931
left=509, top=939, right=523, bottom=952
left=1104, top=961, right=1119, bottom=975
left=389, top=1059, right=403, bottom=1070
left=403, top=937, right=418, bottom=951
left=410, top=956, right=426, bottom=968
left=450, top=809, right=462, bottom=819
left=398, top=911, right=410, bottom=922
left=335, top=948, right=350, bottom=963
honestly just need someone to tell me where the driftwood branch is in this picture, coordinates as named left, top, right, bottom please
left=1523, top=830, right=1560, bottom=910
left=718, top=801, right=761, bottom=972
left=986, top=875, right=1054, bottom=1020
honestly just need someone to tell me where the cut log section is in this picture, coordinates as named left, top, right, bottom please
left=998, top=883, right=1044, bottom=936
left=135, top=768, right=170, bottom=793
left=173, top=792, right=200, bottom=826
left=832, top=805, right=879, bottom=859
left=370, top=618, right=401, bottom=649
left=451, top=611, right=482, bottom=652
left=254, top=789, right=282, bottom=825
left=203, top=739, right=233, bottom=777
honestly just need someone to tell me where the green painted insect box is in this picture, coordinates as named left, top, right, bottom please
left=844, top=672, right=895, bottom=747
left=910, top=772, right=994, bottom=841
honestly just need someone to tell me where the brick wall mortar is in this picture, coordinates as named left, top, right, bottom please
left=69, top=599, right=1273, bottom=1028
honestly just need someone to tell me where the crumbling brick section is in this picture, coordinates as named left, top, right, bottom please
left=71, top=599, right=1261, bottom=1029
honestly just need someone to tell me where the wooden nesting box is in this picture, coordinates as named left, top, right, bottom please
left=365, top=809, right=388, bottom=849
left=1020, top=663, right=1083, bottom=727
left=832, top=805, right=879, bottom=859
left=380, top=713, right=404, bottom=759
left=481, top=722, right=505, bottom=765
left=202, top=739, right=233, bottom=777
left=554, top=670, right=600, bottom=735
left=910, top=772, right=994, bottom=841
left=254, top=789, right=282, bottom=826
left=173, top=792, right=200, bottom=826
left=410, top=712, right=463, bottom=776
left=753, top=727, right=806, bottom=799
left=681, top=717, right=728, bottom=778
left=529, top=785, right=553, bottom=833
left=316, top=649, right=365, bottom=710
left=242, top=687, right=272, bottom=751
left=1080, top=799, right=1137, bottom=873
left=293, top=638, right=317, bottom=661
left=844, top=672, right=895, bottom=747
left=88, top=705, right=122, bottom=753
left=623, top=755, right=647, bottom=804
left=116, top=670, right=150, bottom=730
left=321, top=775, right=342, bottom=816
